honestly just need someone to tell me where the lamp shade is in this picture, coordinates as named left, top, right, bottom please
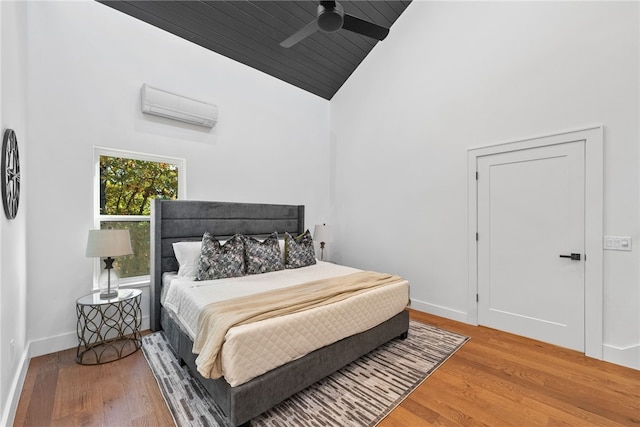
left=313, top=224, right=331, bottom=243
left=86, top=229, right=133, bottom=258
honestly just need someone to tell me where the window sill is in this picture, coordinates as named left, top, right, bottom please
left=92, top=277, right=150, bottom=292
left=120, top=279, right=151, bottom=289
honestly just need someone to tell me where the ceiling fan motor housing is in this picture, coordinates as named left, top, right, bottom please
left=317, top=2, right=344, bottom=33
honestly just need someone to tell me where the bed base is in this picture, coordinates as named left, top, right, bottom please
left=162, top=307, right=409, bottom=426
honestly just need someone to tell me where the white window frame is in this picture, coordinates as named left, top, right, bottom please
left=93, top=146, right=187, bottom=288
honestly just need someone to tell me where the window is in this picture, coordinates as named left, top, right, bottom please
left=94, top=148, right=186, bottom=286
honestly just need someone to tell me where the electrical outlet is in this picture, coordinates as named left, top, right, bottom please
left=603, top=236, right=632, bottom=251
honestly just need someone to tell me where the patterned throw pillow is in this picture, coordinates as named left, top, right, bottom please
left=284, top=230, right=316, bottom=269
left=196, top=232, right=245, bottom=280
left=244, top=232, right=284, bottom=275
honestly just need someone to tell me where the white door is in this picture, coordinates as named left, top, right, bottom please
left=477, top=141, right=585, bottom=351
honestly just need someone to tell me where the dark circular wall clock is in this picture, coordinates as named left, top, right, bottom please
left=1, top=129, right=20, bottom=219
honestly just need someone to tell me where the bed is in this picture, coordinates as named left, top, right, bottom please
left=150, top=200, right=410, bottom=426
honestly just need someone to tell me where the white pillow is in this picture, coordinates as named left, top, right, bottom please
left=172, top=241, right=202, bottom=278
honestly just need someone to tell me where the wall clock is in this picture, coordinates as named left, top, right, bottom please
left=1, top=129, right=20, bottom=219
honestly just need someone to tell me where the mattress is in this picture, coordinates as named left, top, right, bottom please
left=161, top=261, right=410, bottom=386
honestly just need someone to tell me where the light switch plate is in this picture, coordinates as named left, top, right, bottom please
left=603, top=236, right=632, bottom=251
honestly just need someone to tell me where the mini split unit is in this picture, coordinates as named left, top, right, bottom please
left=141, top=83, right=218, bottom=128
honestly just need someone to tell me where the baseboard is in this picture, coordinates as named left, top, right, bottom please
left=29, top=331, right=78, bottom=358
left=411, top=299, right=639, bottom=371
left=409, top=298, right=468, bottom=323
left=29, top=314, right=151, bottom=358
left=1, top=343, right=30, bottom=427
left=603, top=342, right=640, bottom=370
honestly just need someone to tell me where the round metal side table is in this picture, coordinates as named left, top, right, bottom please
left=76, top=288, right=142, bottom=364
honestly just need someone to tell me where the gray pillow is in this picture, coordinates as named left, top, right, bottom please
left=196, top=232, right=245, bottom=280
left=284, top=230, right=316, bottom=269
left=244, top=232, right=284, bottom=274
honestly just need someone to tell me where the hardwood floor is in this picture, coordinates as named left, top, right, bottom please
left=14, top=333, right=174, bottom=427
left=385, top=311, right=639, bottom=426
left=14, top=311, right=640, bottom=426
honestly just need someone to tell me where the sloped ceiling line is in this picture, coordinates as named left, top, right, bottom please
left=98, top=0, right=412, bottom=99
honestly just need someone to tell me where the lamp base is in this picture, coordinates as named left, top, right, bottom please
left=99, top=257, right=119, bottom=300
left=100, top=290, right=118, bottom=299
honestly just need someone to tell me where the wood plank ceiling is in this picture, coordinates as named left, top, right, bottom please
left=98, top=1, right=412, bottom=100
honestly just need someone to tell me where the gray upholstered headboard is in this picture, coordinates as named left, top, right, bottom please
left=150, top=199, right=305, bottom=331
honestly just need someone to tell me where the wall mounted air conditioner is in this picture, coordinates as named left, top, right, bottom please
left=141, top=83, right=218, bottom=128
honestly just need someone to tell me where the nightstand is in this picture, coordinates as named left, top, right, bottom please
left=76, top=288, right=142, bottom=364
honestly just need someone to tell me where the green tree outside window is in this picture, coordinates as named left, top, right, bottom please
left=99, top=155, right=179, bottom=278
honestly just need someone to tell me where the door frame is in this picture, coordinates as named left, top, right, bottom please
left=467, top=125, right=603, bottom=359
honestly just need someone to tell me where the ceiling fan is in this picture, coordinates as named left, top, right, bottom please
left=280, top=0, right=390, bottom=48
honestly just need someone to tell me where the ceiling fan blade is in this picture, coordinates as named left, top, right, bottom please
left=280, top=20, right=318, bottom=48
left=342, top=14, right=389, bottom=41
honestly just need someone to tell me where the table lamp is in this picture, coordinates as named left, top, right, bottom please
left=313, top=224, right=331, bottom=261
left=86, top=229, right=133, bottom=299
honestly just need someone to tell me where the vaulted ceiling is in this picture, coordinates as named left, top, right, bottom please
left=98, top=1, right=412, bottom=100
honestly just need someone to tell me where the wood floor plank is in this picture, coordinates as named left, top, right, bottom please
left=96, top=363, right=131, bottom=426
left=453, top=344, right=637, bottom=425
left=14, top=310, right=640, bottom=426
left=23, top=369, right=57, bottom=426
left=409, top=385, right=492, bottom=427
left=393, top=397, right=460, bottom=426
left=442, top=354, right=618, bottom=426
left=381, top=404, right=456, bottom=427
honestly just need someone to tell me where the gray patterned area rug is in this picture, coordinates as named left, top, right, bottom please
left=142, top=320, right=469, bottom=427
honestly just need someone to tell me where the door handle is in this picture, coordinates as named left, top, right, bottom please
left=559, top=253, right=581, bottom=261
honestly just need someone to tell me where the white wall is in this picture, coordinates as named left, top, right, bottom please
left=330, top=1, right=639, bottom=369
left=0, top=1, right=28, bottom=425
left=25, top=0, right=329, bottom=356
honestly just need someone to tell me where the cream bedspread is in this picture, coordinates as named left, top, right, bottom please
left=161, top=262, right=410, bottom=386
left=193, top=271, right=404, bottom=379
